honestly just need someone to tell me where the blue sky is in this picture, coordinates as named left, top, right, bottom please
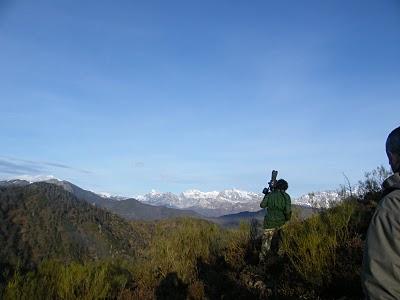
left=0, top=0, right=399, bottom=197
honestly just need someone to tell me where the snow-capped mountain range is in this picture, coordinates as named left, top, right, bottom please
left=136, top=188, right=345, bottom=217
left=136, top=189, right=262, bottom=217
left=137, top=189, right=260, bottom=208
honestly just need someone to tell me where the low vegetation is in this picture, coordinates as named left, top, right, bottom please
left=0, top=166, right=389, bottom=299
left=4, top=260, right=133, bottom=300
left=281, top=200, right=355, bottom=286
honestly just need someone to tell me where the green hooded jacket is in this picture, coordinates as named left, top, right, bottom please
left=362, top=172, right=400, bottom=299
left=260, top=190, right=291, bottom=229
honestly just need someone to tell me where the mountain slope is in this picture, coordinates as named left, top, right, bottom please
left=105, top=198, right=203, bottom=220
left=0, top=182, right=146, bottom=269
left=37, top=179, right=202, bottom=220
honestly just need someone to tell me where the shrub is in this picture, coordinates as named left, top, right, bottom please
left=133, top=218, right=224, bottom=289
left=223, top=221, right=250, bottom=270
left=4, top=260, right=132, bottom=300
left=280, top=200, right=356, bottom=286
left=358, top=166, right=391, bottom=195
left=132, top=218, right=252, bottom=298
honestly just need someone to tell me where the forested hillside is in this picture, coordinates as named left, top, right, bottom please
left=0, top=183, right=148, bottom=268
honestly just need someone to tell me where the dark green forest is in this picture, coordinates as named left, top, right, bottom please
left=0, top=167, right=389, bottom=299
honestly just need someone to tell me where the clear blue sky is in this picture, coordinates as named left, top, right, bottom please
left=0, top=0, right=399, bottom=197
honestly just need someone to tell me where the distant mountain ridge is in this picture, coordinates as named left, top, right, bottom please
left=137, top=189, right=262, bottom=217
left=0, top=179, right=202, bottom=220
left=0, top=179, right=344, bottom=218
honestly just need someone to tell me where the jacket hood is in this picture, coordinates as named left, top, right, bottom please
left=382, top=172, right=400, bottom=191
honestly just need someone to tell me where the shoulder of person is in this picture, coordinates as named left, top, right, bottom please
left=379, top=189, right=400, bottom=215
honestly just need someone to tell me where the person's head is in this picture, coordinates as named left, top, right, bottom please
left=386, top=126, right=400, bottom=173
left=275, top=179, right=288, bottom=191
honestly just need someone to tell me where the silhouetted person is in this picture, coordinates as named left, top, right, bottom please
left=362, top=126, right=400, bottom=299
left=259, top=179, right=291, bottom=262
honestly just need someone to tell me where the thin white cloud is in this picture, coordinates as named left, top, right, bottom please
left=0, top=156, right=91, bottom=175
left=0, top=158, right=42, bottom=174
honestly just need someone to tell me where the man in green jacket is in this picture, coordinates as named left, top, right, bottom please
left=259, top=179, right=291, bottom=262
left=362, top=126, right=400, bottom=299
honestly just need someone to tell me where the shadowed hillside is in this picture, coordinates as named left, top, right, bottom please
left=0, top=182, right=147, bottom=269
left=40, top=179, right=203, bottom=220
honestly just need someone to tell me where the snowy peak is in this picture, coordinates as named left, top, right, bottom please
left=136, top=191, right=182, bottom=208
left=216, top=189, right=259, bottom=202
left=181, top=189, right=219, bottom=199
left=98, top=192, right=112, bottom=198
